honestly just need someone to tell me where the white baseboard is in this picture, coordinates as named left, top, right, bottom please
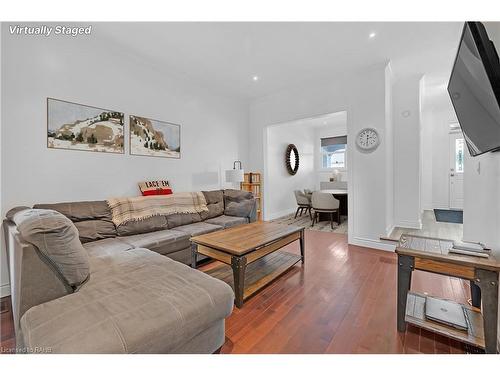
left=394, top=219, right=422, bottom=230
left=0, top=283, right=10, bottom=298
left=350, top=236, right=396, bottom=252
left=266, top=208, right=296, bottom=221
left=432, top=203, right=450, bottom=210
left=385, top=224, right=395, bottom=237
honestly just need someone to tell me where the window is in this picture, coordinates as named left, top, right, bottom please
left=321, top=136, right=347, bottom=169
left=455, top=138, right=464, bottom=173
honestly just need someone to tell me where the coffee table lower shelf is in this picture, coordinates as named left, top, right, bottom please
left=405, top=291, right=485, bottom=349
left=205, top=250, right=301, bottom=303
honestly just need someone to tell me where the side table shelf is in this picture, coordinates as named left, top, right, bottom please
left=396, top=233, right=499, bottom=353
left=405, top=292, right=485, bottom=349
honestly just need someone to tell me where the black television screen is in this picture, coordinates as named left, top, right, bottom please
left=448, top=22, right=500, bottom=156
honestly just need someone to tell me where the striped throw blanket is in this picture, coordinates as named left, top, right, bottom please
left=107, top=192, right=208, bottom=227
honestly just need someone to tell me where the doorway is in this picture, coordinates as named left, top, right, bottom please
left=449, top=131, right=464, bottom=210
left=262, top=111, right=349, bottom=235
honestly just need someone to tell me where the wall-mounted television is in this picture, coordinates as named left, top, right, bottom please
left=448, top=22, right=500, bottom=156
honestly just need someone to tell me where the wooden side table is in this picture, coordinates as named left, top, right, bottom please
left=396, top=234, right=499, bottom=354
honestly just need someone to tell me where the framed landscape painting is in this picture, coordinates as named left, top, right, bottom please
left=47, top=98, right=125, bottom=154
left=129, top=115, right=181, bottom=158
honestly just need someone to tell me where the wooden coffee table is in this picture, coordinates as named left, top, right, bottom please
left=191, top=222, right=305, bottom=308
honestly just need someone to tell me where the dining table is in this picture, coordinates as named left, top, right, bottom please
left=319, top=189, right=348, bottom=216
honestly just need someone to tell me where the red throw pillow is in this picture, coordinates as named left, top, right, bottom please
left=138, top=180, right=173, bottom=196
left=141, top=188, right=172, bottom=196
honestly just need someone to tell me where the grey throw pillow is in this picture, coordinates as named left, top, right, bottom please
left=201, top=190, right=224, bottom=219
left=224, top=200, right=255, bottom=218
left=5, top=206, right=31, bottom=220
left=224, top=189, right=253, bottom=202
left=12, top=209, right=90, bottom=289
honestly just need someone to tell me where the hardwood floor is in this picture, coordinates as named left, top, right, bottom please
left=203, top=230, right=470, bottom=354
left=0, top=296, right=15, bottom=353
left=0, top=230, right=472, bottom=354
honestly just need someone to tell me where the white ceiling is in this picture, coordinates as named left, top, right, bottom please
left=270, top=111, right=347, bottom=131
left=96, top=22, right=464, bottom=99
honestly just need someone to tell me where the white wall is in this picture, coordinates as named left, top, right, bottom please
left=265, top=122, right=315, bottom=219
left=420, top=78, right=434, bottom=211
left=463, top=152, right=500, bottom=248
left=420, top=77, right=458, bottom=211
left=393, top=74, right=422, bottom=229
left=0, top=25, right=249, bottom=296
left=1, top=26, right=249, bottom=212
left=462, top=148, right=500, bottom=349
left=463, top=22, right=500, bottom=249
left=250, top=64, right=394, bottom=251
left=0, top=25, right=9, bottom=297
left=385, top=64, right=395, bottom=234
left=461, top=22, right=500, bottom=347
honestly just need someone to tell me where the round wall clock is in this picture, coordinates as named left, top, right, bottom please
left=356, top=128, right=380, bottom=152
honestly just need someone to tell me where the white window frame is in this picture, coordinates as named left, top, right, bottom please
left=319, top=136, right=347, bottom=172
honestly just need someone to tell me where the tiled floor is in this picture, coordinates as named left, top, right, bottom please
left=389, top=210, right=463, bottom=242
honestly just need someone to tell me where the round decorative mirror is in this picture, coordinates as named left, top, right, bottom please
left=285, top=144, right=300, bottom=175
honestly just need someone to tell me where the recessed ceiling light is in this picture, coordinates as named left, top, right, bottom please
left=252, top=76, right=259, bottom=81
left=369, top=32, right=376, bottom=39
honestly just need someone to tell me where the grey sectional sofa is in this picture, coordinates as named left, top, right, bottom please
left=3, top=189, right=257, bottom=353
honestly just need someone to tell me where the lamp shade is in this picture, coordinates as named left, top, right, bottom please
left=225, top=169, right=244, bottom=183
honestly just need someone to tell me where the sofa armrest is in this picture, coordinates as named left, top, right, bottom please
left=2, top=220, right=71, bottom=341
left=248, top=198, right=258, bottom=222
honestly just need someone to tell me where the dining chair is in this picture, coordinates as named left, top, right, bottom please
left=294, top=190, right=312, bottom=219
left=303, top=189, right=313, bottom=206
left=311, top=192, right=340, bottom=229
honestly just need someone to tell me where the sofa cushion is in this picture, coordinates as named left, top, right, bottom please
left=119, top=229, right=190, bottom=255
left=222, top=189, right=256, bottom=219
left=200, top=190, right=224, bottom=220
left=33, top=201, right=112, bottom=222
left=11, top=209, right=90, bottom=288
left=165, top=248, right=193, bottom=265
left=116, top=215, right=168, bottom=236
left=224, top=189, right=253, bottom=202
left=74, top=219, right=118, bottom=243
left=20, top=248, right=234, bottom=353
left=83, top=237, right=134, bottom=258
left=173, top=222, right=223, bottom=237
left=33, top=201, right=118, bottom=243
left=166, top=213, right=202, bottom=229
left=224, top=199, right=255, bottom=218
left=205, top=215, right=248, bottom=228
